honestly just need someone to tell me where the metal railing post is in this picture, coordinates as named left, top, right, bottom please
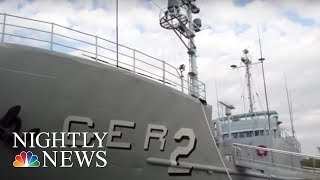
left=2, top=13, right=6, bottom=43
left=187, top=75, right=190, bottom=94
left=313, top=158, right=316, bottom=173
left=204, top=84, right=207, bottom=99
left=95, top=35, right=98, bottom=62
left=133, top=50, right=136, bottom=73
left=180, top=76, right=184, bottom=93
left=233, top=146, right=238, bottom=162
left=162, top=61, right=165, bottom=85
left=252, top=147, right=255, bottom=161
left=50, top=23, right=54, bottom=50
left=290, top=154, right=294, bottom=168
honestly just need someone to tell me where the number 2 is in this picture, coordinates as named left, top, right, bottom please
left=168, top=128, right=196, bottom=175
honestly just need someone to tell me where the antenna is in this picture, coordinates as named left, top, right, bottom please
left=159, top=0, right=203, bottom=98
left=289, top=91, right=294, bottom=134
left=215, top=80, right=221, bottom=118
left=257, top=25, right=263, bottom=58
left=257, top=25, right=271, bottom=136
left=284, top=74, right=295, bottom=137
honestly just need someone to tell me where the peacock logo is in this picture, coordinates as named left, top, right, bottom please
left=13, top=151, right=40, bottom=167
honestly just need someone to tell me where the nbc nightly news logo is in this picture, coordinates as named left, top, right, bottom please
left=13, top=151, right=40, bottom=167
left=12, top=132, right=109, bottom=168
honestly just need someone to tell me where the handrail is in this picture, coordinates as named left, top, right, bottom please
left=54, top=23, right=96, bottom=37
left=4, top=33, right=51, bottom=44
left=5, top=23, right=51, bottom=34
left=0, top=13, right=206, bottom=100
left=233, top=143, right=320, bottom=159
left=53, top=32, right=96, bottom=46
left=233, top=143, right=320, bottom=175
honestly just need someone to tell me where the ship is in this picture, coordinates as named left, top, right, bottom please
left=0, top=0, right=319, bottom=179
left=211, top=48, right=311, bottom=178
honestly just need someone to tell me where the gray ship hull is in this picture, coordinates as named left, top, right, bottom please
left=0, top=43, right=316, bottom=180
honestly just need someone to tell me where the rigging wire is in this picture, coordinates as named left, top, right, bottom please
left=255, top=69, right=265, bottom=112
left=251, top=72, right=264, bottom=111
left=238, top=65, right=245, bottom=114
left=200, top=102, right=233, bottom=180
left=150, top=0, right=162, bottom=11
left=243, top=71, right=249, bottom=113
left=256, top=92, right=264, bottom=112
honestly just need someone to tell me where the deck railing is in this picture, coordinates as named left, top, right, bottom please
left=233, top=143, right=320, bottom=175
left=0, top=13, right=206, bottom=100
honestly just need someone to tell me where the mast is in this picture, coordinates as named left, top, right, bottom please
left=243, top=49, right=254, bottom=113
left=258, top=26, right=271, bottom=136
left=186, top=2, right=199, bottom=97
left=231, top=49, right=255, bottom=113
left=230, top=31, right=273, bottom=135
left=160, top=0, right=202, bottom=98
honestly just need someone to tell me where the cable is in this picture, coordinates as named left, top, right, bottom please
left=150, top=0, right=162, bottom=11
left=200, top=102, right=233, bottom=180
left=251, top=72, right=264, bottom=111
left=239, top=68, right=245, bottom=114
left=256, top=92, right=264, bottom=111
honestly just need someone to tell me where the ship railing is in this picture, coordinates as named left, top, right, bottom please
left=0, top=13, right=206, bottom=100
left=232, top=143, right=320, bottom=175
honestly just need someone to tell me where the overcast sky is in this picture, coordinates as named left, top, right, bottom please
left=0, top=0, right=319, bottom=155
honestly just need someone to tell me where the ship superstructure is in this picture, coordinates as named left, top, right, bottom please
left=217, top=110, right=299, bottom=151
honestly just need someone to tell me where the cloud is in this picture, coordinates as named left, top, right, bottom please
left=283, top=10, right=316, bottom=26
left=0, top=0, right=319, bottom=155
